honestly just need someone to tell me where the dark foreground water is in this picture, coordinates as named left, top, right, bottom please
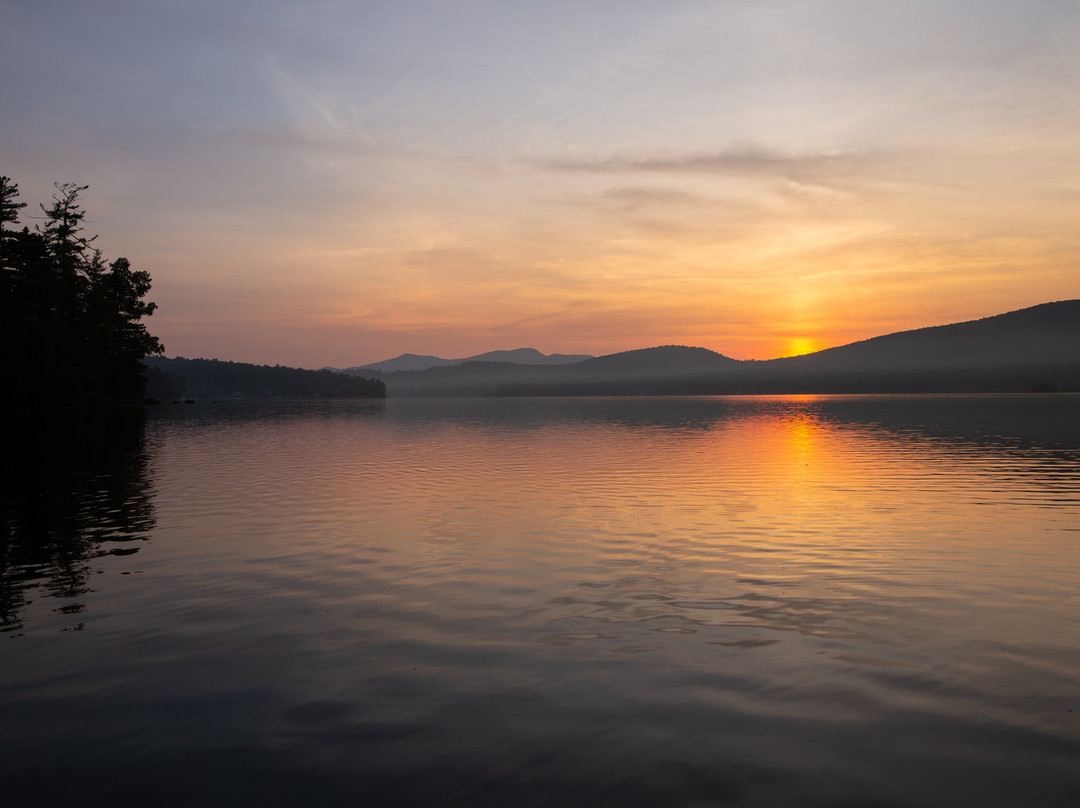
left=2, top=395, right=1078, bottom=807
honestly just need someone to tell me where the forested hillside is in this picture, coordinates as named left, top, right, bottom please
left=146, top=356, right=385, bottom=399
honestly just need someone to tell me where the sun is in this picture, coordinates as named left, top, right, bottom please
left=783, top=337, right=820, bottom=357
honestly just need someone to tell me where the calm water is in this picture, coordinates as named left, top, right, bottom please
left=2, top=395, right=1079, bottom=807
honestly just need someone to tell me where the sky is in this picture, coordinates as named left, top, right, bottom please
left=2, top=0, right=1079, bottom=368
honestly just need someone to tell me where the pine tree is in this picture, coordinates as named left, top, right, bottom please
left=1, top=176, right=164, bottom=402
left=0, top=175, right=27, bottom=272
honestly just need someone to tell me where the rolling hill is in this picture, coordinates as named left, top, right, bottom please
left=771, top=299, right=1080, bottom=373
left=368, top=345, right=740, bottom=397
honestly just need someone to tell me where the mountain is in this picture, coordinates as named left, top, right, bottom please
left=577, top=345, right=737, bottom=375
left=369, top=300, right=1080, bottom=397
left=340, top=353, right=451, bottom=372
left=465, top=348, right=596, bottom=365
left=337, top=347, right=594, bottom=373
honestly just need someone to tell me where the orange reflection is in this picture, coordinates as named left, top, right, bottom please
left=782, top=414, right=818, bottom=468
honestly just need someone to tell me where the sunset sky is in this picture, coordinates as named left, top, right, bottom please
left=3, top=0, right=1079, bottom=368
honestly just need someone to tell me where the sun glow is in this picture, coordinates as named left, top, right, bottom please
left=784, top=337, right=820, bottom=357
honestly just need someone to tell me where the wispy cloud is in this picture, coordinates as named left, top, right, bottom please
left=599, top=187, right=706, bottom=207
left=532, top=145, right=889, bottom=181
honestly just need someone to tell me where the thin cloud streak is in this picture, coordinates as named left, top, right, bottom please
left=533, top=145, right=890, bottom=180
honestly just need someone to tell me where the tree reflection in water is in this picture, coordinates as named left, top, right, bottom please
left=0, top=406, right=154, bottom=634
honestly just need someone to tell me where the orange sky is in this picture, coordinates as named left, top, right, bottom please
left=4, top=1, right=1079, bottom=367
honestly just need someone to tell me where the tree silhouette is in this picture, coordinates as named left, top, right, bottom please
left=0, top=176, right=163, bottom=402
left=39, top=182, right=95, bottom=279
left=0, top=176, right=27, bottom=270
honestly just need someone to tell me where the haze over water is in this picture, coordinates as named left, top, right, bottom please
left=3, top=395, right=1079, bottom=806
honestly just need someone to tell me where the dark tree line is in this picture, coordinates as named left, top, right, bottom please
left=1, top=175, right=163, bottom=402
left=146, top=356, right=386, bottom=399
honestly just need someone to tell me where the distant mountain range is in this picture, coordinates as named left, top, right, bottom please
left=149, top=300, right=1080, bottom=399
left=343, top=300, right=1080, bottom=397
left=332, top=347, right=594, bottom=374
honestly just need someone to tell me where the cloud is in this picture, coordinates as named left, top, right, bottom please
left=599, top=187, right=706, bottom=209
left=531, top=144, right=889, bottom=182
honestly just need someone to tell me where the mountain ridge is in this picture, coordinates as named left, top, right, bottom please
left=333, top=347, right=595, bottom=374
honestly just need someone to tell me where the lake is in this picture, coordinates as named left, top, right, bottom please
left=2, top=395, right=1078, bottom=807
